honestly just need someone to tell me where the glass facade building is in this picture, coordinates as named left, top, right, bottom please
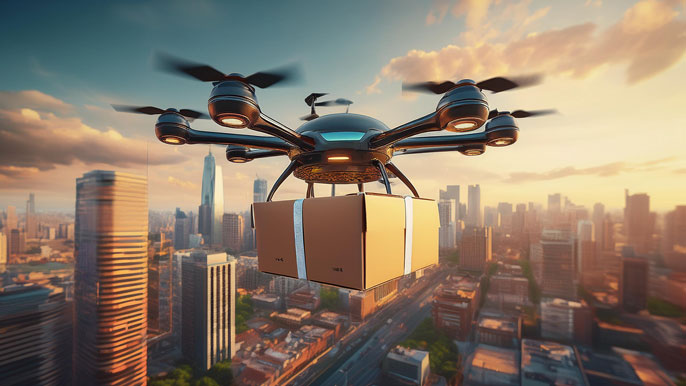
left=200, top=151, right=224, bottom=246
left=74, top=170, right=148, bottom=385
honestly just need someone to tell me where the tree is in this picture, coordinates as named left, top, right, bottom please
left=319, top=286, right=340, bottom=311
left=399, top=318, right=460, bottom=380
left=207, top=360, right=233, bottom=386
left=194, top=377, right=219, bottom=386
left=235, top=294, right=254, bottom=333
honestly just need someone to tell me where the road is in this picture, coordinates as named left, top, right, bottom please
left=285, top=270, right=444, bottom=386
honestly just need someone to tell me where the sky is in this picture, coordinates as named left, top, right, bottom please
left=1, top=0, right=685, bottom=214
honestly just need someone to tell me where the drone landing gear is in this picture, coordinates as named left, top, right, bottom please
left=373, top=160, right=392, bottom=195
left=306, top=183, right=315, bottom=198
left=267, top=160, right=298, bottom=202
left=357, top=183, right=364, bottom=193
left=386, top=162, right=419, bottom=198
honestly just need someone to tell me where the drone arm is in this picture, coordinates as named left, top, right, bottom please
left=394, top=146, right=466, bottom=155
left=253, top=114, right=314, bottom=151
left=186, top=128, right=292, bottom=152
left=245, top=149, right=289, bottom=160
left=369, top=112, right=440, bottom=149
left=391, top=132, right=487, bottom=150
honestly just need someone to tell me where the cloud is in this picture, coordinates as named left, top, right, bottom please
left=0, top=90, right=72, bottom=114
left=674, top=168, right=686, bottom=174
left=504, top=157, right=678, bottom=183
left=365, top=76, right=382, bottom=94
left=380, top=0, right=686, bottom=84
left=167, top=176, right=197, bottom=190
left=0, top=100, right=188, bottom=177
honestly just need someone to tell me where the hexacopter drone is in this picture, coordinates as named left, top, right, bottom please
left=114, top=54, right=553, bottom=200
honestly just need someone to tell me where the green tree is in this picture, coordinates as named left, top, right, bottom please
left=194, top=376, right=219, bottom=386
left=235, top=294, right=254, bottom=334
left=207, top=360, right=233, bottom=386
left=319, top=286, right=341, bottom=311
left=519, top=259, right=541, bottom=304
left=399, top=318, right=460, bottom=380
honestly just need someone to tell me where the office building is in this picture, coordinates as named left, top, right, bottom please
left=0, top=284, right=70, bottom=385
left=541, top=298, right=592, bottom=345
left=148, top=234, right=174, bottom=336
left=520, top=339, right=585, bottom=386
left=199, top=150, right=224, bottom=246
left=620, top=255, right=649, bottom=312
left=477, top=315, right=521, bottom=349
left=624, top=190, right=653, bottom=255
left=9, top=228, right=25, bottom=256
left=467, top=184, right=482, bottom=227
left=25, top=193, right=38, bottom=239
left=73, top=171, right=148, bottom=385
left=484, top=206, right=499, bottom=228
left=222, top=213, right=244, bottom=252
left=254, top=178, right=268, bottom=203
left=432, top=275, right=480, bottom=340
left=5, top=205, right=17, bottom=231
left=664, top=205, right=686, bottom=252
left=286, top=287, right=320, bottom=311
left=497, top=202, right=513, bottom=234
left=174, top=208, right=191, bottom=250
left=438, top=199, right=455, bottom=249
left=460, top=226, right=492, bottom=272
left=465, top=345, right=519, bottom=386
left=577, top=220, right=595, bottom=274
left=439, top=184, right=461, bottom=222
left=382, top=346, right=430, bottom=386
left=0, top=232, right=6, bottom=265
left=488, top=273, right=529, bottom=306
left=182, top=251, right=235, bottom=370
left=592, top=202, right=605, bottom=246
left=539, top=230, right=576, bottom=300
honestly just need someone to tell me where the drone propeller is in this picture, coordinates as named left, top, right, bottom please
left=111, top=104, right=209, bottom=120
left=488, top=108, right=557, bottom=120
left=403, top=74, right=543, bottom=95
left=154, top=52, right=302, bottom=88
left=315, top=98, right=353, bottom=107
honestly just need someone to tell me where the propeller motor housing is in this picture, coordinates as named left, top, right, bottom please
left=155, top=111, right=191, bottom=145
left=485, top=113, right=519, bottom=146
left=209, top=80, right=260, bottom=129
left=436, top=80, right=489, bottom=133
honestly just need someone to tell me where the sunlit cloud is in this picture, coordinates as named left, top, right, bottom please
left=167, top=176, right=197, bottom=190
left=0, top=90, right=72, bottom=114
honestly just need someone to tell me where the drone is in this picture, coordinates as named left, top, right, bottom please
left=113, top=53, right=554, bottom=201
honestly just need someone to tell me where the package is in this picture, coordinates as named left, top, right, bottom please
left=253, top=193, right=438, bottom=290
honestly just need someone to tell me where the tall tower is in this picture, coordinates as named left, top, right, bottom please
left=73, top=171, right=148, bottom=385
left=467, top=184, right=481, bottom=227
left=253, top=178, right=268, bottom=203
left=624, top=190, right=652, bottom=255
left=182, top=251, right=236, bottom=370
left=200, top=149, right=224, bottom=246
left=25, top=193, right=37, bottom=239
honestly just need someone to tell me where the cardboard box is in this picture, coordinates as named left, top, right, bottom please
left=253, top=193, right=438, bottom=290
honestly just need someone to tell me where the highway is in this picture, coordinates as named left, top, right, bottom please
left=285, top=270, right=444, bottom=386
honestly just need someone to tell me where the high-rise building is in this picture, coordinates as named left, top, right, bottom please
left=541, top=298, right=592, bottom=345
left=439, top=185, right=461, bottom=223
left=620, top=253, right=649, bottom=313
left=5, top=205, right=17, bottom=231
left=467, top=184, right=482, bottom=227
left=664, top=205, right=686, bottom=252
left=592, top=202, right=605, bottom=247
left=174, top=208, right=191, bottom=250
left=0, top=284, right=71, bottom=385
left=200, top=150, right=224, bottom=246
left=148, top=233, right=174, bottom=336
left=484, top=206, right=499, bottom=228
left=25, top=193, right=38, bottom=239
left=497, top=202, right=513, bottom=234
left=182, top=251, right=235, bottom=370
left=432, top=275, right=480, bottom=340
left=624, top=190, right=653, bottom=255
left=73, top=171, right=148, bottom=385
left=438, top=199, right=455, bottom=249
left=8, top=228, right=25, bottom=256
left=253, top=178, right=268, bottom=203
left=539, top=230, right=576, bottom=300
left=577, top=220, right=595, bottom=274
left=460, top=226, right=492, bottom=272
left=222, top=213, right=244, bottom=252
left=548, top=193, right=561, bottom=213
left=0, top=232, right=6, bottom=265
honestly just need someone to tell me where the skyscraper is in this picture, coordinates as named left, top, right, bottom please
left=467, top=184, right=481, bottom=227
left=0, top=232, right=6, bottom=265
left=548, top=193, right=561, bottom=213
left=25, top=193, right=37, bottom=239
left=592, top=202, right=605, bottom=246
left=624, top=190, right=653, bottom=255
left=664, top=205, right=686, bottom=252
left=200, top=150, right=224, bottom=246
left=5, top=205, right=17, bottom=231
left=0, top=284, right=71, bottom=385
left=182, top=251, right=236, bottom=370
left=576, top=220, right=595, bottom=274
left=497, top=202, right=513, bottom=233
left=483, top=206, right=499, bottom=228
left=439, top=185, right=461, bottom=223
left=620, top=251, right=649, bottom=313
left=74, top=171, right=148, bottom=385
left=174, top=208, right=191, bottom=250
left=539, top=230, right=576, bottom=300
left=253, top=178, right=268, bottom=203
left=222, top=213, right=244, bottom=253
left=148, top=233, right=173, bottom=337
left=438, top=199, right=455, bottom=249
left=459, top=226, right=492, bottom=272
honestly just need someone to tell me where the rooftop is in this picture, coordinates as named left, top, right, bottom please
left=466, top=344, right=519, bottom=386
left=520, top=339, right=585, bottom=386
left=388, top=346, right=429, bottom=364
left=479, top=317, right=517, bottom=333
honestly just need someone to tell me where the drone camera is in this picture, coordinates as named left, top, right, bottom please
left=226, top=145, right=253, bottom=163
left=485, top=114, right=519, bottom=147
left=209, top=81, right=260, bottom=129
left=436, top=83, right=489, bottom=132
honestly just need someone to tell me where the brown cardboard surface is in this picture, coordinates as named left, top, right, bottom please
left=253, top=200, right=298, bottom=278
left=302, top=195, right=365, bottom=289
left=409, top=198, right=440, bottom=271
left=363, top=194, right=406, bottom=288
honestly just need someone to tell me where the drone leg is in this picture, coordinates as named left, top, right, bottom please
left=331, top=184, right=336, bottom=197
left=373, top=160, right=392, bottom=195
left=385, top=162, right=419, bottom=198
left=267, top=160, right=298, bottom=202
left=358, top=183, right=364, bottom=193
left=306, top=183, right=315, bottom=198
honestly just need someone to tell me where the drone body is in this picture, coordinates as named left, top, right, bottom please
left=115, top=54, right=554, bottom=200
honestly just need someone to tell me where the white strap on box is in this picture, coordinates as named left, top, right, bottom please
left=403, top=196, right=413, bottom=275
left=293, top=199, right=308, bottom=280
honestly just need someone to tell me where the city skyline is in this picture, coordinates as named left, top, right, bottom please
left=1, top=0, right=685, bottom=212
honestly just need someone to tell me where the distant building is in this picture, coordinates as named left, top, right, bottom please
left=253, top=178, right=268, bottom=204
left=488, top=274, right=529, bottom=306
left=270, top=275, right=305, bottom=298
left=25, top=193, right=38, bottom=239
left=465, top=344, right=519, bottom=386
left=8, top=228, right=25, bottom=255
left=0, top=284, right=70, bottom=385
left=349, top=279, right=399, bottom=322
left=439, top=185, right=461, bottom=223
left=73, top=171, right=148, bottom=385
left=432, top=275, right=480, bottom=340
left=576, top=220, right=595, bottom=274
left=199, top=150, right=224, bottom=246
left=271, top=308, right=311, bottom=328
left=460, top=226, right=492, bottom=272
left=182, top=251, right=236, bottom=370
left=0, top=232, right=6, bottom=265
left=174, top=208, right=191, bottom=250
left=484, top=206, right=499, bottom=228
left=252, top=293, right=282, bottom=311
left=312, top=311, right=348, bottom=340
left=538, top=230, right=576, bottom=300
left=467, top=184, right=482, bottom=227
left=497, top=202, right=513, bottom=234
left=541, top=298, right=592, bottom=345
left=222, top=213, right=244, bottom=252
left=148, top=233, right=174, bottom=337
left=620, top=255, right=649, bottom=312
left=438, top=199, right=455, bottom=249
left=286, top=287, right=320, bottom=311
left=520, top=339, right=586, bottom=386
left=624, top=190, right=653, bottom=255
left=5, top=205, right=17, bottom=231
left=382, top=346, right=431, bottom=386
left=476, top=315, right=521, bottom=349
